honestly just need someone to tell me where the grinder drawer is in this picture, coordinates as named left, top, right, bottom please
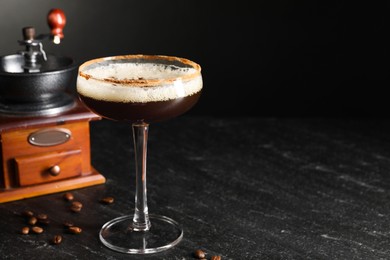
left=15, top=150, right=82, bottom=187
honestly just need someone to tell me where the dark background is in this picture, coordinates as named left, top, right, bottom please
left=0, top=1, right=388, bottom=118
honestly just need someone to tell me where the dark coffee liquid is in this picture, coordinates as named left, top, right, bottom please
left=79, top=91, right=201, bottom=123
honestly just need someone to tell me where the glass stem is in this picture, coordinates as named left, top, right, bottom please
left=131, top=122, right=151, bottom=231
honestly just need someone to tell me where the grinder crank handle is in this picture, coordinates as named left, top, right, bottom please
left=47, top=8, right=66, bottom=44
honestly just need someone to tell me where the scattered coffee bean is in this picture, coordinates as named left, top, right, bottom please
left=68, top=226, right=82, bottom=234
left=70, top=205, right=81, bottom=212
left=36, top=214, right=49, bottom=225
left=63, top=221, right=74, bottom=228
left=38, top=218, right=50, bottom=225
left=210, top=256, right=221, bottom=260
left=37, top=213, right=48, bottom=220
left=28, top=216, right=38, bottom=225
left=63, top=192, right=74, bottom=201
left=70, top=201, right=83, bottom=212
left=21, top=210, right=34, bottom=218
left=194, top=249, right=206, bottom=259
left=70, top=206, right=81, bottom=212
left=21, top=226, right=30, bottom=235
left=72, top=201, right=82, bottom=208
left=52, top=235, right=63, bottom=245
left=100, top=196, right=114, bottom=204
left=31, top=226, right=43, bottom=234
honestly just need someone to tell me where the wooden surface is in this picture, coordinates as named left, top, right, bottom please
left=1, top=116, right=390, bottom=259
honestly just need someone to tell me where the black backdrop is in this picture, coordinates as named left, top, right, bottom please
left=0, top=1, right=388, bottom=117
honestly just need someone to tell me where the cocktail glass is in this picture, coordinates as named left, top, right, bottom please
left=76, top=54, right=202, bottom=254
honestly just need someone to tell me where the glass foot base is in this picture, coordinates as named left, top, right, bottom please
left=99, top=214, right=183, bottom=254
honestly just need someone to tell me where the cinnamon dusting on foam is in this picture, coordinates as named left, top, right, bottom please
left=77, top=55, right=202, bottom=103
left=103, top=76, right=148, bottom=85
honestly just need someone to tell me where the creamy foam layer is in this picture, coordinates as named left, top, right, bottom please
left=77, top=63, right=202, bottom=103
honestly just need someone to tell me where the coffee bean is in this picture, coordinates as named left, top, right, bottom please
left=68, top=226, right=82, bottom=234
left=52, top=235, right=63, bottom=245
left=210, top=256, right=221, bottom=260
left=63, top=192, right=74, bottom=201
left=21, top=226, right=30, bottom=235
left=21, top=210, right=34, bottom=218
left=28, top=216, right=38, bottom=225
left=100, top=196, right=114, bottom=204
left=70, top=205, right=82, bottom=212
left=31, top=226, right=43, bottom=234
left=63, top=221, right=74, bottom=228
left=71, top=201, right=82, bottom=208
left=37, top=214, right=49, bottom=225
left=194, top=249, right=206, bottom=259
left=70, top=201, right=83, bottom=212
left=38, top=218, right=50, bottom=225
left=37, top=213, right=48, bottom=220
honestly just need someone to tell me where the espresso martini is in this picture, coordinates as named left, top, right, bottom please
left=77, top=55, right=202, bottom=123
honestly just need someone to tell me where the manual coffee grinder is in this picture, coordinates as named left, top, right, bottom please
left=0, top=9, right=106, bottom=203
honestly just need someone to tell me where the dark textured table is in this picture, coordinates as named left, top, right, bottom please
left=2, top=116, right=390, bottom=259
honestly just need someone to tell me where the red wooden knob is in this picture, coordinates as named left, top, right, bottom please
left=47, top=8, right=66, bottom=40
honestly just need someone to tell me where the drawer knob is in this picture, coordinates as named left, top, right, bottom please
left=49, top=165, right=61, bottom=176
